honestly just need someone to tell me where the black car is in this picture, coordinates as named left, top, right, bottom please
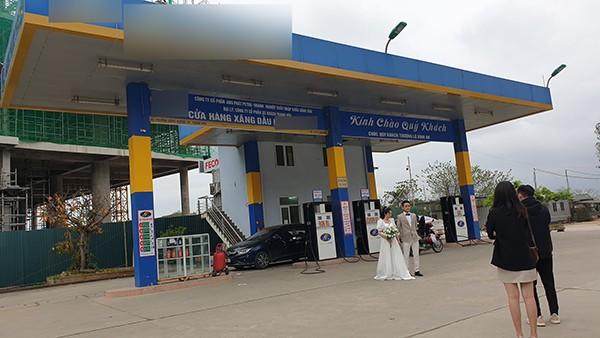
left=227, top=224, right=307, bottom=269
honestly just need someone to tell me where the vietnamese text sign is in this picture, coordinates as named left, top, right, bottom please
left=154, top=93, right=325, bottom=132
left=338, top=111, right=455, bottom=142
left=336, top=177, right=348, bottom=188
left=341, top=201, right=353, bottom=235
left=138, top=210, right=155, bottom=257
left=470, top=195, right=479, bottom=222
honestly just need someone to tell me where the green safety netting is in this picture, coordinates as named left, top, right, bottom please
left=0, top=1, right=209, bottom=159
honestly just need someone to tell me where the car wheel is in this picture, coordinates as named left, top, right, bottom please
left=254, top=251, right=270, bottom=269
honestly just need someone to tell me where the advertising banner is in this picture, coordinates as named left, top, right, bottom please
left=338, top=111, right=455, bottom=142
left=154, top=93, right=326, bottom=133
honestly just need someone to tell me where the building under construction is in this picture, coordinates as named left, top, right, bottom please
left=0, top=0, right=210, bottom=231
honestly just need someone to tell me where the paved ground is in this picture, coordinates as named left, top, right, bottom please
left=1, top=220, right=599, bottom=338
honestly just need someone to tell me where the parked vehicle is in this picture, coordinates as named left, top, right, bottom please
left=227, top=224, right=307, bottom=269
left=418, top=216, right=443, bottom=253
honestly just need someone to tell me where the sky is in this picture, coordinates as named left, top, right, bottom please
left=152, top=0, right=600, bottom=216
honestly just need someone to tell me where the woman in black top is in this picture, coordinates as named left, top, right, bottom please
left=486, top=181, right=538, bottom=338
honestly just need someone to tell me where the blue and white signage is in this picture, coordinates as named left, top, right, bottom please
left=339, top=111, right=455, bottom=142
left=154, top=94, right=327, bottom=133
left=312, top=190, right=323, bottom=202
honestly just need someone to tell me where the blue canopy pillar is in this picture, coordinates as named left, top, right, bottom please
left=324, top=107, right=355, bottom=257
left=127, top=82, right=159, bottom=287
left=244, top=140, right=265, bottom=235
left=453, top=119, right=481, bottom=240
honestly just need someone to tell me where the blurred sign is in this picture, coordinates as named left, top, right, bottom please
left=360, top=188, right=370, bottom=200
left=470, top=195, right=479, bottom=222
left=138, top=210, right=155, bottom=257
left=312, top=190, right=323, bottom=202
left=341, top=201, right=353, bottom=235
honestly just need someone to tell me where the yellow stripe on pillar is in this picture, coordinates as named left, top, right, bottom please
left=368, top=172, right=378, bottom=199
left=246, top=172, right=263, bottom=204
left=326, top=146, right=348, bottom=189
left=128, top=136, right=153, bottom=193
left=455, top=151, right=474, bottom=186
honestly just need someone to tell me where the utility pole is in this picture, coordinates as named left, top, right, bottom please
left=533, top=168, right=538, bottom=189
left=565, top=169, right=571, bottom=193
left=407, top=156, right=413, bottom=182
left=407, top=156, right=413, bottom=201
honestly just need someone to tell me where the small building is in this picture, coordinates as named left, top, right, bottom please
left=546, top=199, right=572, bottom=223
left=572, top=194, right=600, bottom=221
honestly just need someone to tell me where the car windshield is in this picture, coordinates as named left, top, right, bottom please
left=245, top=227, right=279, bottom=241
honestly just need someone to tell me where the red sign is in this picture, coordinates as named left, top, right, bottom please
left=201, top=158, right=220, bottom=173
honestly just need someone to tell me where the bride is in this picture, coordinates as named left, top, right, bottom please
left=374, top=207, right=415, bottom=281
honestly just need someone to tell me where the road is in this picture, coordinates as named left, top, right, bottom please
left=1, top=221, right=598, bottom=337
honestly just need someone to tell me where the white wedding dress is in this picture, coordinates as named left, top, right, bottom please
left=374, top=218, right=415, bottom=281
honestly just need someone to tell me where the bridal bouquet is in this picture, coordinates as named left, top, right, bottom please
left=382, top=226, right=399, bottom=240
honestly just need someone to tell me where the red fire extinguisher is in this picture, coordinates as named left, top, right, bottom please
left=212, top=243, right=229, bottom=276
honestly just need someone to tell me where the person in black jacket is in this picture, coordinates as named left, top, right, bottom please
left=517, top=184, right=560, bottom=326
left=486, top=181, right=538, bottom=338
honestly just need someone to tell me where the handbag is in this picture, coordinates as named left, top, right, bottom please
left=525, top=213, right=540, bottom=264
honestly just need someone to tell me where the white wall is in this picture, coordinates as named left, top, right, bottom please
left=257, top=141, right=370, bottom=226
left=217, top=146, right=250, bottom=235
left=218, top=142, right=370, bottom=235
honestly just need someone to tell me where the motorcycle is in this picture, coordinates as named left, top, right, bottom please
left=418, top=216, right=443, bottom=253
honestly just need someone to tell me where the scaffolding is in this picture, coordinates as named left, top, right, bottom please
left=0, top=109, right=211, bottom=159
left=0, top=168, right=28, bottom=231
left=111, top=185, right=129, bottom=222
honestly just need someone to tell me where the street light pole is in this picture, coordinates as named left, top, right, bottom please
left=533, top=168, right=538, bottom=189
left=385, top=21, right=407, bottom=54
left=546, top=64, right=567, bottom=87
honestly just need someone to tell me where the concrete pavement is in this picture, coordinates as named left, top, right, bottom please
left=1, top=221, right=599, bottom=338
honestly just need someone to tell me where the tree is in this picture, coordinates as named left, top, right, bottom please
left=472, top=166, right=514, bottom=197
left=534, top=186, right=573, bottom=202
left=421, top=161, right=513, bottom=199
left=483, top=180, right=522, bottom=207
left=421, top=161, right=459, bottom=198
left=382, top=179, right=422, bottom=208
left=43, top=192, right=114, bottom=271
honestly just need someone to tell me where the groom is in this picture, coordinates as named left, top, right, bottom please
left=397, top=200, right=423, bottom=277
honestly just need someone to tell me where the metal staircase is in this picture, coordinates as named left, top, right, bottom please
left=198, top=196, right=245, bottom=246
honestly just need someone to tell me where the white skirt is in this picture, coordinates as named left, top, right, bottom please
left=497, top=267, right=537, bottom=283
left=374, top=237, right=415, bottom=281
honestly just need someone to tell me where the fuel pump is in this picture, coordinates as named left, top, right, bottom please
left=303, top=202, right=338, bottom=261
left=352, top=199, right=381, bottom=254
left=440, top=196, right=469, bottom=242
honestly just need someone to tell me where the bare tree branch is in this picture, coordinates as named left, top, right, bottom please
left=43, top=191, right=115, bottom=271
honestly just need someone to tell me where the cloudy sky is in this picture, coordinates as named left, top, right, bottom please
left=153, top=0, right=600, bottom=216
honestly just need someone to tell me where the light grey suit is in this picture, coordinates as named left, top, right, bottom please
left=397, top=213, right=420, bottom=273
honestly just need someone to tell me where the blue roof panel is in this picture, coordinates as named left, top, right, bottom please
left=23, top=2, right=551, bottom=106
left=291, top=34, right=551, bottom=105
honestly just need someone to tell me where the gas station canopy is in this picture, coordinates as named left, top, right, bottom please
left=1, top=1, right=552, bottom=152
